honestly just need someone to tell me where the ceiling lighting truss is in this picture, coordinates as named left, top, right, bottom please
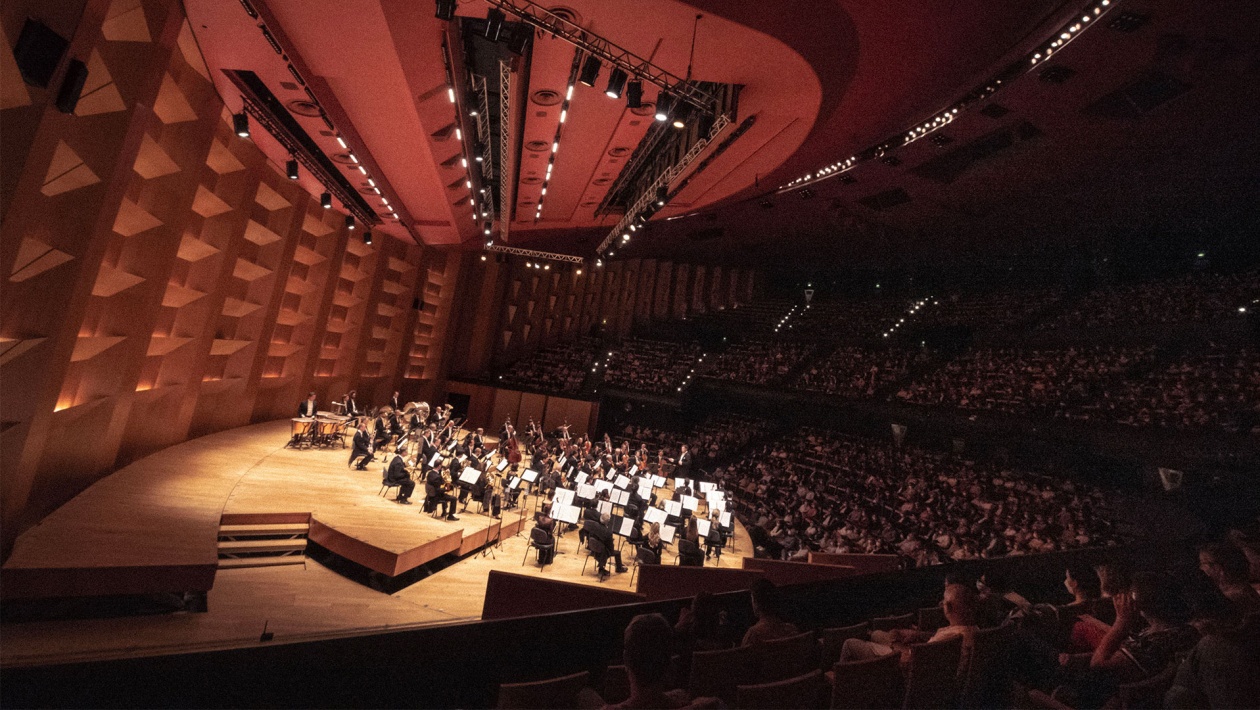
left=596, top=112, right=732, bottom=255
left=470, top=73, right=495, bottom=181
left=484, top=244, right=585, bottom=264
left=776, top=0, right=1120, bottom=195
left=240, top=96, right=376, bottom=228
left=480, top=0, right=718, bottom=113
left=497, top=58, right=512, bottom=242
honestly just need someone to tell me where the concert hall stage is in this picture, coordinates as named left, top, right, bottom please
left=0, top=420, right=750, bottom=667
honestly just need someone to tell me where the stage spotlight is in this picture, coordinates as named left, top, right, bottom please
left=578, top=54, right=601, bottom=87
left=286, top=158, right=299, bottom=180
left=671, top=102, right=691, bottom=129
left=363, top=230, right=372, bottom=245
left=435, top=0, right=456, bottom=21
left=654, top=93, right=673, bottom=121
left=345, top=215, right=355, bottom=231
left=626, top=80, right=643, bottom=108
left=484, top=9, right=505, bottom=41
left=321, top=192, right=332, bottom=209
left=605, top=68, right=627, bottom=99
left=655, top=185, right=668, bottom=206
left=506, top=26, right=532, bottom=55
left=233, top=112, right=250, bottom=137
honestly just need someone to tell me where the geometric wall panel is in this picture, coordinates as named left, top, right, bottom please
left=0, top=337, right=47, bottom=367
left=191, top=185, right=233, bottom=219
left=9, top=238, right=75, bottom=282
left=161, top=282, right=206, bottom=308
left=177, top=21, right=211, bottom=81
left=221, top=297, right=262, bottom=318
left=132, top=133, right=181, bottom=179
left=1, top=30, right=32, bottom=110
left=153, top=73, right=197, bottom=125
left=102, top=0, right=153, bottom=43
left=301, top=213, right=334, bottom=236
left=205, top=140, right=245, bottom=174
left=76, top=50, right=126, bottom=117
left=209, top=338, right=252, bottom=356
left=146, top=335, right=193, bottom=357
left=42, top=141, right=101, bottom=197
left=71, top=335, right=128, bottom=362
left=232, top=258, right=272, bottom=282
left=112, top=198, right=163, bottom=236
left=91, top=262, right=145, bottom=297
left=176, top=234, right=220, bottom=262
left=254, top=182, right=291, bottom=211
left=242, top=219, right=282, bottom=246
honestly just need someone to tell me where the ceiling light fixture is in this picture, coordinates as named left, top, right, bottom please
left=435, top=0, right=455, bottom=21
left=363, top=230, right=372, bottom=245
left=654, top=93, right=673, bottom=121
left=345, top=215, right=355, bottom=230
left=578, top=54, right=601, bottom=87
left=321, top=192, right=332, bottom=209
left=286, top=158, right=299, bottom=180
left=605, top=68, right=627, bottom=99
left=484, top=9, right=505, bottom=41
left=233, top=112, right=250, bottom=138
left=626, top=80, right=643, bottom=108
left=671, top=102, right=691, bottom=129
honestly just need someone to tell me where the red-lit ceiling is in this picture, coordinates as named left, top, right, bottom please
left=184, top=0, right=1260, bottom=264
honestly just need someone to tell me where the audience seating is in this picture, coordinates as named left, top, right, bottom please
left=753, top=629, right=818, bottom=683
left=600, top=665, right=631, bottom=705
left=735, top=668, right=826, bottom=710
left=870, top=612, right=916, bottom=632
left=687, top=644, right=758, bottom=705
left=900, top=634, right=964, bottom=709
left=917, top=605, right=947, bottom=632
left=827, top=653, right=904, bottom=710
left=495, top=670, right=590, bottom=709
left=959, top=623, right=1014, bottom=708
left=818, top=622, right=870, bottom=671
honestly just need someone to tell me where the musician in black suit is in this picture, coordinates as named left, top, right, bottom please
left=471, top=428, right=485, bottom=453
left=424, top=467, right=458, bottom=520
left=348, top=422, right=373, bottom=470
left=675, top=445, right=693, bottom=479
left=372, top=411, right=393, bottom=451
left=342, top=391, right=361, bottom=417
left=391, top=390, right=401, bottom=411
left=298, top=392, right=318, bottom=418
left=584, top=512, right=627, bottom=575
left=383, top=447, right=415, bottom=504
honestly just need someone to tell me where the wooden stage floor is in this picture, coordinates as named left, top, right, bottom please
left=1, top=420, right=750, bottom=667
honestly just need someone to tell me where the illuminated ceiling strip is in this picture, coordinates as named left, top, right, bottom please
left=534, top=50, right=582, bottom=223
left=480, top=0, right=718, bottom=112
left=776, top=0, right=1120, bottom=194
left=443, top=37, right=492, bottom=225
left=596, top=112, right=732, bottom=255
left=484, top=244, right=585, bottom=264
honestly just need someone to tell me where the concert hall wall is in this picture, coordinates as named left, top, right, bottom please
left=0, top=1, right=460, bottom=560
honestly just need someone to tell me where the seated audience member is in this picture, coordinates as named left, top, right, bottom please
left=742, top=579, right=799, bottom=646
left=675, top=592, right=734, bottom=654
left=1198, top=541, right=1260, bottom=617
left=1055, top=574, right=1199, bottom=708
left=677, top=519, right=705, bottom=567
left=1165, top=611, right=1260, bottom=709
left=600, top=613, right=719, bottom=710
left=841, top=582, right=980, bottom=661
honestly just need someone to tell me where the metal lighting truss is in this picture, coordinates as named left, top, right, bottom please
left=481, top=0, right=719, bottom=112
left=595, top=112, right=732, bottom=255
left=485, top=244, right=585, bottom=264
left=498, top=59, right=512, bottom=240
left=470, top=73, right=494, bottom=182
left=240, top=97, right=378, bottom=228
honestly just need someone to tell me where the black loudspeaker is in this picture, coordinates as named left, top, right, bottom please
left=55, top=58, right=88, bottom=114
left=14, top=18, right=69, bottom=88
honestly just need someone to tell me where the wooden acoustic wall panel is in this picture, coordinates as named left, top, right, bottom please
left=690, top=264, right=707, bottom=316
left=708, top=265, right=724, bottom=312
left=672, top=264, right=689, bottom=319
left=405, top=249, right=457, bottom=382
left=0, top=0, right=203, bottom=552
left=653, top=261, right=673, bottom=320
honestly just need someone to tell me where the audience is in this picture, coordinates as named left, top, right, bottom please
left=604, top=339, right=704, bottom=395
left=705, top=340, right=815, bottom=387
left=741, top=579, right=800, bottom=647
left=497, top=338, right=598, bottom=395
left=839, top=582, right=979, bottom=661
left=1038, top=271, right=1258, bottom=330
left=796, top=346, right=921, bottom=398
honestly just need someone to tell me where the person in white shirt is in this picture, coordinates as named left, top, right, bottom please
left=839, top=583, right=980, bottom=662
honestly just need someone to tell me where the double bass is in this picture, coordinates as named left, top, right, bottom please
left=504, top=419, right=523, bottom=466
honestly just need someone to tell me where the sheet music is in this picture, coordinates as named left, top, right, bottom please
left=696, top=518, right=712, bottom=537
left=628, top=465, right=638, bottom=477
left=705, top=490, right=725, bottom=506
left=597, top=500, right=612, bottom=516
left=576, top=483, right=596, bottom=500
left=644, top=507, right=667, bottom=525
left=428, top=452, right=442, bottom=468
left=614, top=474, right=630, bottom=489
left=674, top=477, right=691, bottom=490
left=699, top=482, right=716, bottom=493
left=508, top=476, right=521, bottom=490
left=660, top=524, right=677, bottom=544
left=638, top=483, right=653, bottom=500
left=681, top=495, right=699, bottom=512
left=593, top=480, right=613, bottom=495
left=522, top=469, right=539, bottom=483
left=611, top=489, right=630, bottom=506
left=550, top=502, right=580, bottom=524
left=652, top=475, right=667, bottom=487
left=553, top=487, right=576, bottom=506
left=575, top=472, right=589, bottom=485
left=664, top=500, right=682, bottom=517
left=617, top=516, right=635, bottom=537
left=496, top=458, right=509, bottom=471
left=558, top=456, right=567, bottom=467
left=720, top=511, right=732, bottom=527
left=459, top=467, right=482, bottom=484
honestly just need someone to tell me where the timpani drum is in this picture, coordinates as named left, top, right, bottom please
left=289, top=417, right=314, bottom=448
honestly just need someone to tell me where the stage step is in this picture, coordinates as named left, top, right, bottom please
left=218, top=539, right=308, bottom=555
left=218, top=523, right=309, bottom=538
left=217, top=556, right=307, bottom=570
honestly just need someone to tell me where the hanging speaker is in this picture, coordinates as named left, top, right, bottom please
left=14, top=18, right=69, bottom=88
left=55, top=58, right=88, bottom=114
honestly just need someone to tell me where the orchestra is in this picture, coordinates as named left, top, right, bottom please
left=287, top=391, right=734, bottom=573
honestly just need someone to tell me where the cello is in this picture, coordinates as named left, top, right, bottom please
left=504, top=419, right=523, bottom=467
